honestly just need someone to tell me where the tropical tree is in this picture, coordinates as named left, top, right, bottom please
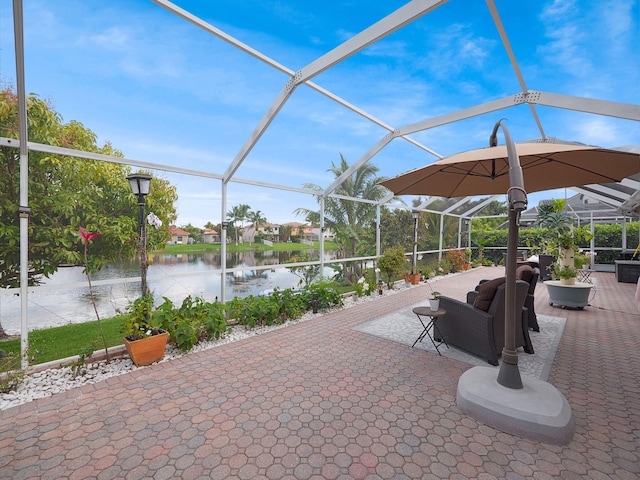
left=247, top=209, right=267, bottom=244
left=285, top=252, right=321, bottom=287
left=280, top=224, right=292, bottom=243
left=0, top=87, right=178, bottom=337
left=227, top=204, right=250, bottom=246
left=179, top=224, right=203, bottom=243
left=294, top=154, right=388, bottom=277
left=380, top=208, right=414, bottom=251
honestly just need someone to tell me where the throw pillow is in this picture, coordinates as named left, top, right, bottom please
left=473, top=276, right=506, bottom=311
left=516, top=264, right=534, bottom=283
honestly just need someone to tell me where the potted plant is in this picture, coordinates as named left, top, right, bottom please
left=429, top=291, right=441, bottom=311
left=122, top=294, right=169, bottom=366
left=463, top=247, right=472, bottom=270
left=405, top=270, right=421, bottom=285
left=552, top=264, right=578, bottom=285
left=535, top=199, right=592, bottom=285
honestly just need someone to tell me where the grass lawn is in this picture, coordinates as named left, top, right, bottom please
left=1, top=317, right=125, bottom=368
left=160, top=240, right=338, bottom=254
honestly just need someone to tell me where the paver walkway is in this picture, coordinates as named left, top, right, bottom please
left=1, top=266, right=639, bottom=479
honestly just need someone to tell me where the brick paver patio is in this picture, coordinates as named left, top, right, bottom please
left=1, top=266, right=638, bottom=479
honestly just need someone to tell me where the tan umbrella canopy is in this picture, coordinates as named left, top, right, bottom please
left=381, top=141, right=640, bottom=197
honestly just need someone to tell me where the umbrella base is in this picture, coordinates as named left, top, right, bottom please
left=457, top=366, right=574, bottom=445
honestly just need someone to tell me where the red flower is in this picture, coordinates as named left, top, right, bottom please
left=79, top=226, right=101, bottom=244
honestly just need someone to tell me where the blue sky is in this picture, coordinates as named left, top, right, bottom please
left=1, top=0, right=638, bottom=227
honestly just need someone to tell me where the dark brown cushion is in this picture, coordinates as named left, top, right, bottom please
left=516, top=265, right=534, bottom=283
left=473, top=277, right=506, bottom=311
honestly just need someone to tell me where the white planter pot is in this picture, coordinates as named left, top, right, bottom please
left=545, top=280, right=593, bottom=309
left=429, top=298, right=440, bottom=311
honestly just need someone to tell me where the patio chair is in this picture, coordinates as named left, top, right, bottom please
left=537, top=254, right=555, bottom=281
left=516, top=265, right=541, bottom=332
left=468, top=275, right=536, bottom=355
left=434, top=277, right=531, bottom=366
left=470, top=265, right=540, bottom=338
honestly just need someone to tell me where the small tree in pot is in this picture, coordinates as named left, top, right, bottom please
left=378, top=246, right=406, bottom=289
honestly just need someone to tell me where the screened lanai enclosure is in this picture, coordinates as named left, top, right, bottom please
left=2, top=1, right=639, bottom=363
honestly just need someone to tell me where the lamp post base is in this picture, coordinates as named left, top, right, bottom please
left=457, top=366, right=574, bottom=445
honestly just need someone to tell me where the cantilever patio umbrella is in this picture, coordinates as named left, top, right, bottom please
left=381, top=140, right=640, bottom=198
left=382, top=131, right=640, bottom=389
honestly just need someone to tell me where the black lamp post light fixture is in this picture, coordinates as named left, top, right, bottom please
left=127, top=173, right=152, bottom=296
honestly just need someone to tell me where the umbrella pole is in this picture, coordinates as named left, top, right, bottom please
left=497, top=206, right=524, bottom=389
left=492, top=120, right=527, bottom=389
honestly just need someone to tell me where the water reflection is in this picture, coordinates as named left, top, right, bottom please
left=0, top=250, right=337, bottom=334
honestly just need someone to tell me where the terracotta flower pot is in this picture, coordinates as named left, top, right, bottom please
left=123, top=330, right=169, bottom=366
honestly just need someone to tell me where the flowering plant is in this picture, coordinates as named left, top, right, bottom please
left=354, top=276, right=370, bottom=297
left=146, top=212, right=162, bottom=229
left=79, top=227, right=110, bottom=362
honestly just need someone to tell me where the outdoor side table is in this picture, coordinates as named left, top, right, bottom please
left=577, top=268, right=594, bottom=284
left=411, top=306, right=448, bottom=354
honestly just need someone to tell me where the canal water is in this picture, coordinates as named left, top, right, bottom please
left=0, top=250, right=338, bottom=335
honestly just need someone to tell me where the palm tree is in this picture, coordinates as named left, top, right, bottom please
left=227, top=204, right=250, bottom=246
left=295, top=154, right=388, bottom=277
left=247, top=209, right=267, bottom=244
left=280, top=224, right=292, bottom=243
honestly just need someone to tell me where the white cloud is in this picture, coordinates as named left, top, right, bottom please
left=541, top=0, right=577, bottom=17
left=425, top=23, right=496, bottom=79
left=569, top=117, right=627, bottom=146
left=362, top=39, right=409, bottom=59
left=84, top=26, right=130, bottom=50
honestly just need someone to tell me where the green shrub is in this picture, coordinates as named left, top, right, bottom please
left=378, top=247, right=406, bottom=289
left=0, top=352, right=24, bottom=393
left=227, top=295, right=280, bottom=327
left=302, top=279, right=344, bottom=310
left=270, top=287, right=306, bottom=321
left=154, top=296, right=227, bottom=352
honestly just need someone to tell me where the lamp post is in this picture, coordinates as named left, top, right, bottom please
left=412, top=210, right=419, bottom=275
left=464, top=218, right=471, bottom=251
left=127, top=173, right=152, bottom=296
